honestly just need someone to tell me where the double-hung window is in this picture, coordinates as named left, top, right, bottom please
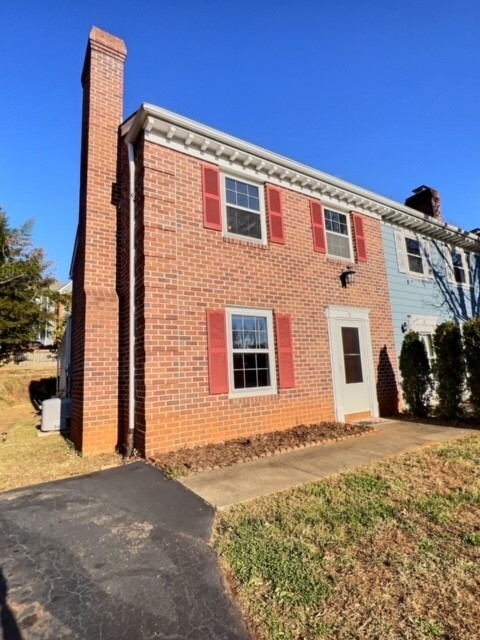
left=452, top=249, right=466, bottom=284
left=447, top=247, right=471, bottom=286
left=394, top=230, right=431, bottom=278
left=324, top=209, right=352, bottom=260
left=405, top=236, right=424, bottom=275
left=407, top=315, right=438, bottom=371
left=206, top=308, right=294, bottom=396
left=420, top=333, right=435, bottom=369
left=227, top=308, right=276, bottom=396
left=224, top=177, right=265, bottom=242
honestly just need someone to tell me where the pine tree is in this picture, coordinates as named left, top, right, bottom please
left=0, top=208, right=55, bottom=363
left=399, top=331, right=432, bottom=417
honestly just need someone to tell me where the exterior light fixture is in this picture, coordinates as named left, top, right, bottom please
left=340, top=266, right=356, bottom=288
left=401, top=322, right=408, bottom=333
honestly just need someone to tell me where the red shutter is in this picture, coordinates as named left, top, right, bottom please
left=267, top=184, right=285, bottom=244
left=352, top=213, right=368, bottom=262
left=202, top=164, right=222, bottom=231
left=276, top=314, right=295, bottom=389
left=207, top=310, right=229, bottom=394
left=310, top=200, right=327, bottom=253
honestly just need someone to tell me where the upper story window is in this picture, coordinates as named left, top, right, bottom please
left=224, top=177, right=265, bottom=242
left=310, top=200, right=367, bottom=262
left=394, top=229, right=431, bottom=279
left=446, top=246, right=471, bottom=286
left=324, top=209, right=352, bottom=260
left=452, top=249, right=466, bottom=284
left=405, top=237, right=424, bottom=274
left=202, top=164, right=285, bottom=245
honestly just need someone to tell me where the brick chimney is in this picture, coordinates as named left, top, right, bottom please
left=70, top=28, right=127, bottom=454
left=405, top=185, right=442, bottom=221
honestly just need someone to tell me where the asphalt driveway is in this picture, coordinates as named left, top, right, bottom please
left=0, top=463, right=249, bottom=640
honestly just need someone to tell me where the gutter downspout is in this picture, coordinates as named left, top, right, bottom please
left=124, top=141, right=136, bottom=458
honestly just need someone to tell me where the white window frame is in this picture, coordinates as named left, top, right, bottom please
left=407, top=314, right=438, bottom=368
left=226, top=307, right=277, bottom=398
left=394, top=229, right=432, bottom=279
left=445, top=245, right=472, bottom=288
left=221, top=174, right=267, bottom=245
left=324, top=208, right=354, bottom=261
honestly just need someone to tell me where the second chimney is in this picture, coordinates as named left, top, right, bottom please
left=405, top=185, right=442, bottom=221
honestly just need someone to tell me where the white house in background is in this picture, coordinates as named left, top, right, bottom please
left=37, top=281, right=72, bottom=346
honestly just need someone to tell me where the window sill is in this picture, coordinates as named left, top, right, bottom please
left=223, top=235, right=268, bottom=249
left=405, top=271, right=430, bottom=281
left=326, top=255, right=353, bottom=265
left=228, top=387, right=277, bottom=400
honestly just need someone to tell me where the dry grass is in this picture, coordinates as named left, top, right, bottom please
left=215, top=434, right=480, bottom=640
left=0, top=370, right=122, bottom=492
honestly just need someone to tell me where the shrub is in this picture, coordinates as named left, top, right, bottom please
left=433, top=321, right=465, bottom=419
left=399, top=331, right=432, bottom=417
left=462, top=318, right=480, bottom=416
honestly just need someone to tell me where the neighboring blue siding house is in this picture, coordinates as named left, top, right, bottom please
left=382, top=186, right=480, bottom=361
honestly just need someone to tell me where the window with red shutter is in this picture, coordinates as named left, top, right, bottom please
left=276, top=314, right=295, bottom=389
left=202, top=164, right=222, bottom=231
left=224, top=308, right=278, bottom=397
left=266, top=185, right=285, bottom=244
left=352, top=213, right=368, bottom=263
left=207, top=309, right=228, bottom=394
left=310, top=200, right=327, bottom=253
left=224, top=176, right=265, bottom=242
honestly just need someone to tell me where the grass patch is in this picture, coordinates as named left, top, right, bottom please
left=215, top=434, right=480, bottom=639
left=0, top=405, right=122, bottom=492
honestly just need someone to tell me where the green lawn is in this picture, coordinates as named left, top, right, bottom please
left=215, top=434, right=480, bottom=640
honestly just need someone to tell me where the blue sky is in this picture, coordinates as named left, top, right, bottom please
left=1, top=1, right=479, bottom=282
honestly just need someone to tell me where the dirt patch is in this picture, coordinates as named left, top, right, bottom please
left=152, top=421, right=376, bottom=477
left=0, top=369, right=40, bottom=407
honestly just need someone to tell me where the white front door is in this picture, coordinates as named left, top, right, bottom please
left=326, top=307, right=379, bottom=421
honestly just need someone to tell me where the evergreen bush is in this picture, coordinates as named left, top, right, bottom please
left=399, top=331, right=432, bottom=417
left=462, top=318, right=480, bottom=416
left=433, top=321, right=465, bottom=419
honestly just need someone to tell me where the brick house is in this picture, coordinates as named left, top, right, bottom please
left=71, top=27, right=407, bottom=456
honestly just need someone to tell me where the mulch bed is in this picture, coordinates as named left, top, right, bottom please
left=152, top=421, right=377, bottom=477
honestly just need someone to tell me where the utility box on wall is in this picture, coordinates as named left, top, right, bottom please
left=41, top=398, right=72, bottom=432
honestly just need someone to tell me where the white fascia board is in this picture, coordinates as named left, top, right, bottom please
left=124, top=103, right=480, bottom=253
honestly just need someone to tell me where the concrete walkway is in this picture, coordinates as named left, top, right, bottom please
left=181, top=420, right=474, bottom=509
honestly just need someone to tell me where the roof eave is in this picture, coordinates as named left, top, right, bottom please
left=123, top=103, right=480, bottom=252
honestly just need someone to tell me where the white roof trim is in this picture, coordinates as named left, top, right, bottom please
left=123, top=104, right=480, bottom=252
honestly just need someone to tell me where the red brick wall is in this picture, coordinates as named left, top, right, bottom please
left=71, top=28, right=127, bottom=454
left=132, top=139, right=400, bottom=456
left=74, top=27, right=399, bottom=457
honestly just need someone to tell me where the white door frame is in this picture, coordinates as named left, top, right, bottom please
left=325, top=306, right=379, bottom=422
